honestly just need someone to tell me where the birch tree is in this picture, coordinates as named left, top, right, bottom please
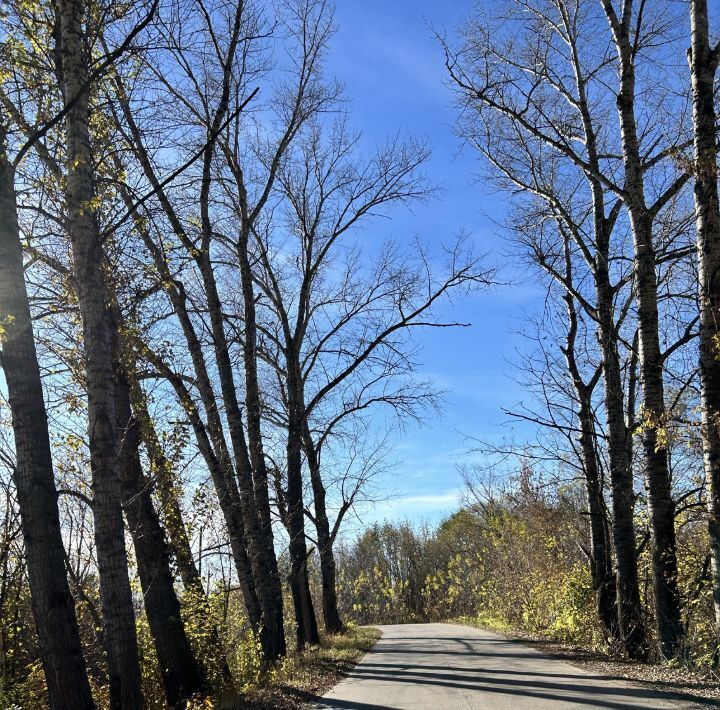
left=688, top=0, right=720, bottom=646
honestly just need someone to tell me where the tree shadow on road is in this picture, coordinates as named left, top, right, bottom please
left=303, top=657, right=711, bottom=709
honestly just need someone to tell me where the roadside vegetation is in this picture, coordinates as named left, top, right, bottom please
left=332, top=469, right=720, bottom=701
left=229, top=626, right=380, bottom=710
left=338, top=466, right=704, bottom=667
left=333, top=469, right=715, bottom=660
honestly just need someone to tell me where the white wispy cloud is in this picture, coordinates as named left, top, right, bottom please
left=362, top=489, right=463, bottom=525
left=389, top=490, right=462, bottom=509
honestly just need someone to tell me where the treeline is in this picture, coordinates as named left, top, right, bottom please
left=333, top=465, right=715, bottom=661
left=0, top=0, right=488, bottom=708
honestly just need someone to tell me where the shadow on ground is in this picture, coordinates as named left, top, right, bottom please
left=303, top=633, right=715, bottom=709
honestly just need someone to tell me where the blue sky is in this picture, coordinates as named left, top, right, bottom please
left=324, top=1, right=544, bottom=529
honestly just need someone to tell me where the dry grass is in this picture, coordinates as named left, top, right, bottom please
left=224, top=626, right=381, bottom=709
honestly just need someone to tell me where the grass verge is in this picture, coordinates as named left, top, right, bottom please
left=225, top=625, right=381, bottom=709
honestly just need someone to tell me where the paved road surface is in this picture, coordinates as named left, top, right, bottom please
left=314, top=623, right=703, bottom=709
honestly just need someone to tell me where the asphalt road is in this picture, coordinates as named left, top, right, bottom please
left=314, top=623, right=703, bottom=709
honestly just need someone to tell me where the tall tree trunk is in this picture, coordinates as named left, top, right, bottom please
left=285, top=357, right=320, bottom=648
left=115, top=372, right=206, bottom=707
left=619, top=137, right=683, bottom=657
left=234, top=225, right=287, bottom=658
left=581, top=419, right=617, bottom=640
left=303, top=425, right=344, bottom=635
left=602, top=3, right=684, bottom=657
left=285, top=450, right=320, bottom=649
left=689, top=0, right=720, bottom=643
left=0, top=128, right=95, bottom=710
left=596, top=263, right=648, bottom=659
left=630, top=207, right=683, bottom=658
left=566, top=20, right=649, bottom=658
left=57, top=1, right=144, bottom=703
left=561, top=289, right=617, bottom=640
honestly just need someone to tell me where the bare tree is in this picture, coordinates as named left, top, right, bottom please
left=215, top=0, right=341, bottom=649
left=599, top=0, right=690, bottom=658
left=110, top=0, right=343, bottom=652
left=249, top=119, right=490, bottom=636
left=445, top=0, right=695, bottom=659
left=442, top=0, right=647, bottom=656
left=105, top=0, right=281, bottom=654
left=191, top=0, right=290, bottom=656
